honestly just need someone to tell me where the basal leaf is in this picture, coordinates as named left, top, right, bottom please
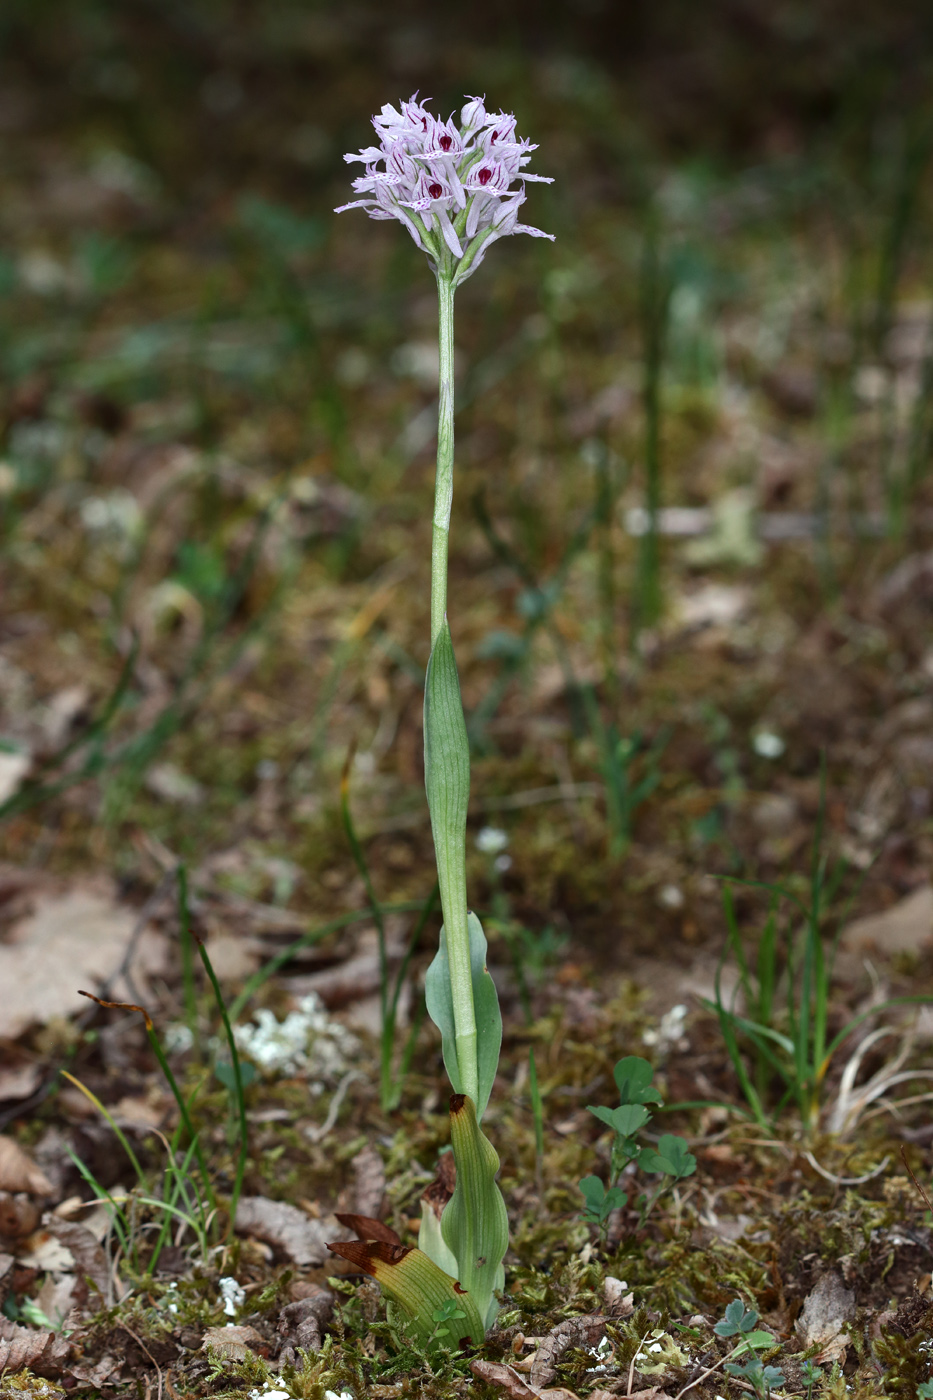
left=442, top=1094, right=509, bottom=1331
left=326, top=1239, right=484, bottom=1347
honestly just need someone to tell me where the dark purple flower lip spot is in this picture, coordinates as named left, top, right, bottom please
left=478, top=168, right=492, bottom=186
left=440, top=135, right=452, bottom=151
left=428, top=182, right=443, bottom=200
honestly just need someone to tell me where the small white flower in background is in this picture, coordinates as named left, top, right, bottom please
left=476, top=825, right=509, bottom=854
left=248, top=1387, right=291, bottom=1400
left=494, top=853, right=512, bottom=873
left=336, top=93, right=553, bottom=284
left=233, top=992, right=357, bottom=1084
left=163, top=1023, right=195, bottom=1055
left=642, top=1002, right=688, bottom=1050
left=657, top=882, right=684, bottom=910
left=324, top=1391, right=354, bottom=1400
left=753, top=729, right=785, bottom=759
left=219, top=1275, right=245, bottom=1318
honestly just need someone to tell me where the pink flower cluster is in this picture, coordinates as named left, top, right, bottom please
left=336, top=94, right=554, bottom=282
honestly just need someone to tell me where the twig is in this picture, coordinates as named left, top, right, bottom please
left=118, top=1322, right=163, bottom=1400
left=802, top=1150, right=890, bottom=1186
left=628, top=1328, right=651, bottom=1396
left=304, top=1069, right=365, bottom=1143
left=900, top=1143, right=933, bottom=1214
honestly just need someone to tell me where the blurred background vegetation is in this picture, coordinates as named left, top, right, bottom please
left=1, top=0, right=932, bottom=969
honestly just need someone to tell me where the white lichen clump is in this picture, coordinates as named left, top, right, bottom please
left=233, top=992, right=358, bottom=1091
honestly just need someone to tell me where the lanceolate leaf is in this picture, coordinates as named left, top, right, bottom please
left=423, top=620, right=479, bottom=1104
left=442, top=1094, right=509, bottom=1331
left=425, top=912, right=502, bottom=1121
left=326, top=1239, right=484, bottom=1347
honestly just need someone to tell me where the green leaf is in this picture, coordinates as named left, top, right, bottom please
left=215, top=1059, right=257, bottom=1091
left=732, top=1329, right=778, bottom=1355
left=424, top=620, right=478, bottom=1104
left=418, top=1196, right=460, bottom=1277
left=587, top=1103, right=650, bottom=1137
left=578, top=1175, right=627, bottom=1224
left=578, top=1175, right=607, bottom=1209
left=442, top=1094, right=509, bottom=1332
left=425, top=912, right=502, bottom=1121
left=714, top=1298, right=758, bottom=1337
left=637, top=1134, right=697, bottom=1179
left=613, top=1056, right=663, bottom=1105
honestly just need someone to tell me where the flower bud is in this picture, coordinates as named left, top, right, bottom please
left=460, top=96, right=486, bottom=133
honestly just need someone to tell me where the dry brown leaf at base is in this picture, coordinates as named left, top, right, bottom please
left=0, top=1319, right=72, bottom=1377
left=201, top=1325, right=267, bottom=1361
left=0, top=1136, right=54, bottom=1196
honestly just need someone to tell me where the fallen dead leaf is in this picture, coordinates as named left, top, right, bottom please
left=236, top=1195, right=345, bottom=1266
left=64, top=1352, right=124, bottom=1387
left=469, top=1359, right=538, bottom=1399
left=530, top=1315, right=607, bottom=1388
left=0, top=883, right=169, bottom=1039
left=839, top=884, right=932, bottom=960
left=796, top=1270, right=856, bottom=1363
left=0, top=1191, right=40, bottom=1238
left=0, top=1060, right=43, bottom=1103
left=0, top=1135, right=54, bottom=1195
left=0, top=750, right=30, bottom=806
left=276, top=1290, right=334, bottom=1361
left=201, top=1324, right=267, bottom=1360
left=604, top=1274, right=635, bottom=1317
left=0, top=1318, right=72, bottom=1376
left=351, top=1144, right=386, bottom=1219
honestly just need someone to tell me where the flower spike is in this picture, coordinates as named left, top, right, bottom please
left=336, top=92, right=553, bottom=284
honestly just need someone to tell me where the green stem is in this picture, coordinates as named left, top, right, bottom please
left=431, top=274, right=455, bottom=648
left=430, top=270, right=479, bottom=1106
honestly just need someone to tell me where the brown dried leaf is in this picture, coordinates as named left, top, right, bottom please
left=201, top=1325, right=267, bottom=1360
left=334, top=1212, right=401, bottom=1246
left=529, top=1314, right=607, bottom=1389
left=235, top=1195, right=340, bottom=1267
left=43, top=1218, right=110, bottom=1298
left=0, top=1318, right=72, bottom=1375
left=470, top=1359, right=539, bottom=1399
left=351, top=1144, right=386, bottom=1219
left=65, top=1352, right=124, bottom=1387
left=0, top=1136, right=54, bottom=1195
left=0, top=1060, right=43, bottom=1103
left=276, top=1294, right=334, bottom=1357
left=0, top=1192, right=40, bottom=1239
left=0, top=884, right=168, bottom=1039
left=796, top=1271, right=855, bottom=1363
left=421, top=1151, right=456, bottom=1222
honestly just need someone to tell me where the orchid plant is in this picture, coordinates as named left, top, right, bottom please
left=326, top=93, right=553, bottom=1348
